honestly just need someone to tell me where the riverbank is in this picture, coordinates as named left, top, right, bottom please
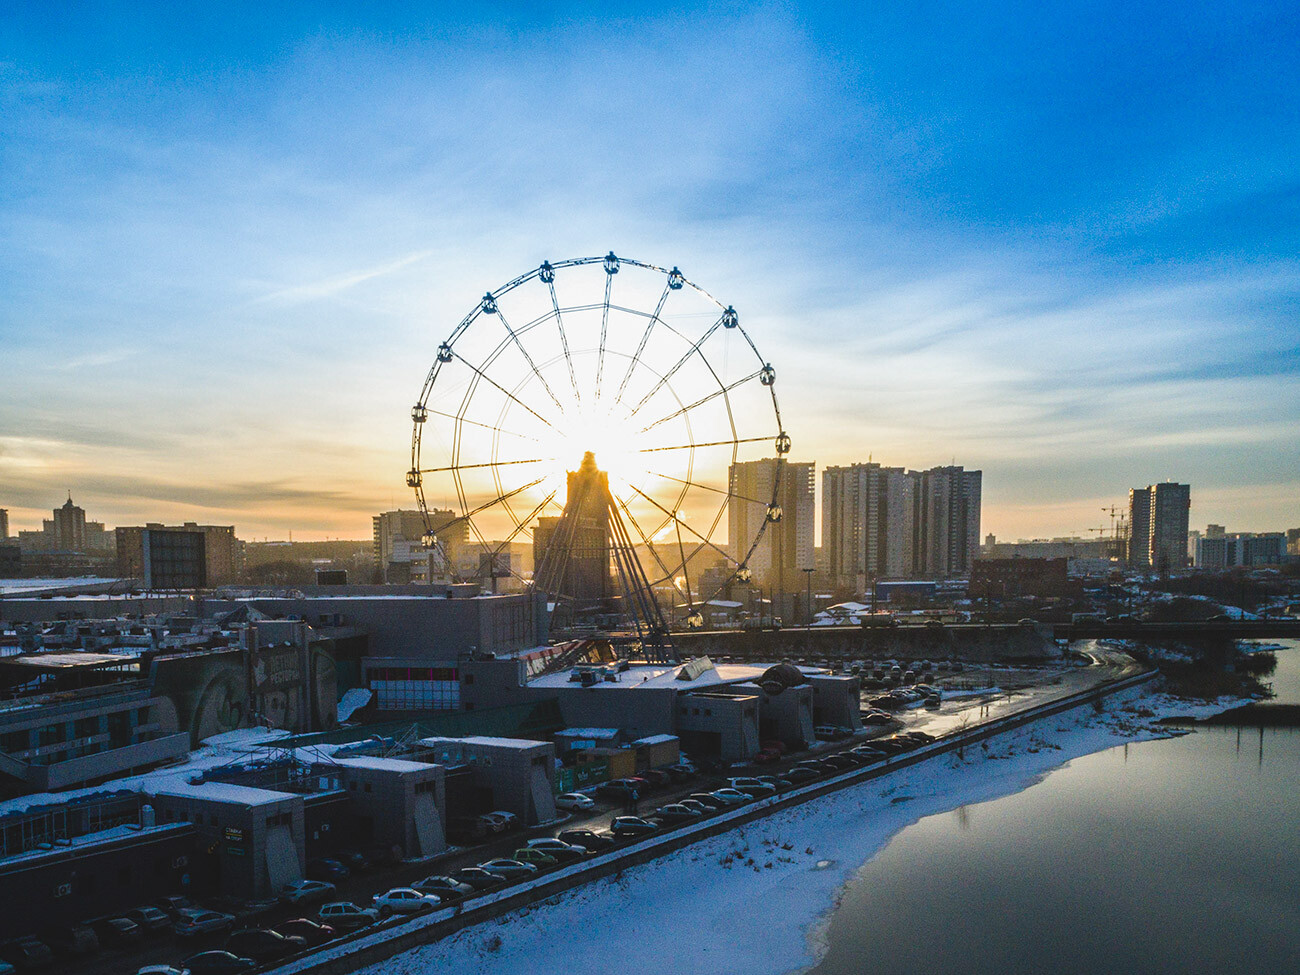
left=357, top=681, right=1247, bottom=975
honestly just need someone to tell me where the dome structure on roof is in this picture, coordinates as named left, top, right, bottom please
left=759, top=662, right=808, bottom=691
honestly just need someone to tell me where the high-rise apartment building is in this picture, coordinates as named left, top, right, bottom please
left=823, top=462, right=981, bottom=587
left=1128, top=482, right=1191, bottom=572
left=0, top=508, right=8, bottom=540
left=728, top=458, right=815, bottom=591
left=115, top=522, right=244, bottom=586
left=822, top=463, right=916, bottom=589
left=372, top=508, right=466, bottom=583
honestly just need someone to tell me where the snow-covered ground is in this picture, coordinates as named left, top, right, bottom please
left=355, top=684, right=1246, bottom=975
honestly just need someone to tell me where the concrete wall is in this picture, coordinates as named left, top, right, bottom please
left=418, top=738, right=556, bottom=825
left=675, top=692, right=760, bottom=763
left=809, top=675, right=863, bottom=731
left=758, top=683, right=814, bottom=746
left=328, top=759, right=446, bottom=858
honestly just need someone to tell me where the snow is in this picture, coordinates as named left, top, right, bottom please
left=0, top=577, right=121, bottom=593
left=421, top=736, right=548, bottom=750
left=152, top=780, right=292, bottom=806
left=631, top=734, right=679, bottom=747
left=337, top=688, right=373, bottom=722
left=349, top=682, right=1249, bottom=975
left=0, top=726, right=292, bottom=818
left=329, top=757, right=434, bottom=774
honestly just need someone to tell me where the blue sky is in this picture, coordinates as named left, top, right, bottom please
left=2, top=1, right=1298, bottom=541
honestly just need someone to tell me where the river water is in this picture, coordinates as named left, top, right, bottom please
left=810, top=640, right=1300, bottom=975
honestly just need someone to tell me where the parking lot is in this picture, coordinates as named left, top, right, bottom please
left=14, top=652, right=1132, bottom=975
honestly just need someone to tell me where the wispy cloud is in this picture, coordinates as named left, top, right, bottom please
left=253, top=249, right=435, bottom=305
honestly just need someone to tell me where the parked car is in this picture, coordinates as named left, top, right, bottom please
left=372, top=888, right=441, bottom=915
left=814, top=725, right=852, bottom=741
left=512, top=848, right=558, bottom=868
left=709, top=788, right=754, bottom=805
left=755, top=775, right=793, bottom=790
left=610, top=816, right=659, bottom=838
left=224, top=929, right=306, bottom=962
left=42, top=925, right=98, bottom=957
left=851, top=745, right=886, bottom=760
left=209, top=896, right=278, bottom=921
left=596, top=779, right=637, bottom=799
left=478, top=858, right=539, bottom=880
left=522, top=837, right=587, bottom=860
left=653, top=803, right=704, bottom=824
left=820, top=754, right=860, bottom=771
left=280, top=879, right=336, bottom=905
left=122, top=907, right=171, bottom=935
left=640, top=769, right=672, bottom=788
left=316, top=903, right=378, bottom=931
left=450, top=867, right=508, bottom=891
left=904, top=730, right=936, bottom=742
left=861, top=710, right=893, bottom=726
left=481, top=810, right=520, bottom=833
left=306, top=858, right=351, bottom=882
left=338, top=850, right=373, bottom=874
left=180, top=951, right=254, bottom=975
left=686, top=792, right=726, bottom=810
left=152, top=896, right=195, bottom=920
left=412, top=875, right=474, bottom=901
left=174, top=910, right=236, bottom=939
left=726, top=777, right=776, bottom=798
left=134, top=967, right=186, bottom=975
left=554, top=792, right=596, bottom=812
left=783, top=766, right=819, bottom=784
left=752, top=747, right=782, bottom=764
left=0, top=938, right=53, bottom=970
left=558, top=828, right=615, bottom=850
left=273, top=919, right=335, bottom=948
left=90, top=917, right=142, bottom=948
left=664, top=764, right=696, bottom=782
left=676, top=799, right=712, bottom=816
left=446, top=817, right=491, bottom=845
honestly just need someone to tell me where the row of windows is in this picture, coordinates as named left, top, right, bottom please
left=367, top=667, right=457, bottom=682
left=371, top=679, right=459, bottom=711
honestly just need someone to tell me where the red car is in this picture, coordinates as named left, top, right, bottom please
left=752, top=748, right=781, bottom=764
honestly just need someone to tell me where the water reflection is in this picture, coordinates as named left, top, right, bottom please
left=811, top=642, right=1300, bottom=975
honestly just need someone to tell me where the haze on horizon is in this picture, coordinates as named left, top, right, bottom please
left=2, top=2, right=1298, bottom=544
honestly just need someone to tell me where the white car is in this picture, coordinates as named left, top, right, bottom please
left=280, top=879, right=336, bottom=904
left=372, top=887, right=441, bottom=915
left=523, top=837, right=588, bottom=859
left=554, top=793, right=595, bottom=812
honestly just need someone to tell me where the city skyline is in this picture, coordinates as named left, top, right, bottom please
left=3, top=4, right=1298, bottom=541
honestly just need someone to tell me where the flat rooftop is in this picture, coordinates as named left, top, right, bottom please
left=527, top=661, right=773, bottom=691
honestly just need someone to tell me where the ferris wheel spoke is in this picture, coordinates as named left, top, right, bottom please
left=594, top=270, right=614, bottom=401
left=637, top=434, right=773, bottom=454
left=490, top=487, right=560, bottom=557
left=433, top=474, right=553, bottom=534
left=613, top=494, right=677, bottom=585
left=639, top=467, right=770, bottom=507
left=627, top=313, right=726, bottom=417
left=425, top=407, right=543, bottom=444
left=420, top=455, right=553, bottom=474
left=625, top=482, right=737, bottom=568
left=613, top=282, right=673, bottom=408
left=449, top=349, right=562, bottom=433
left=637, top=367, right=763, bottom=435
left=496, top=307, right=567, bottom=416
left=545, top=278, right=582, bottom=406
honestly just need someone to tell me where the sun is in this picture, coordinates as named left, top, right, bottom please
left=542, top=405, right=648, bottom=490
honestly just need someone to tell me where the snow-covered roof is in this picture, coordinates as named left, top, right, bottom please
left=329, top=756, right=434, bottom=774
left=152, top=780, right=293, bottom=806
left=631, top=734, right=679, bottom=747
left=420, top=735, right=549, bottom=750
left=555, top=728, right=621, bottom=739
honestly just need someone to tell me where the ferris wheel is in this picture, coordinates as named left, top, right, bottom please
left=407, top=253, right=789, bottom=636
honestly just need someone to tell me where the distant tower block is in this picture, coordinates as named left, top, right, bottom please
left=535, top=452, right=614, bottom=610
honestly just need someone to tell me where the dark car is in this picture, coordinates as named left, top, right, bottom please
left=181, top=950, right=255, bottom=975
left=274, top=919, right=335, bottom=948
left=337, top=850, right=373, bottom=874
left=821, top=754, right=861, bottom=770
left=90, top=917, right=142, bottom=948
left=794, top=760, right=835, bottom=776
left=686, top=792, right=726, bottom=810
left=664, top=764, right=696, bottom=783
left=596, top=779, right=637, bottom=799
left=640, top=769, right=672, bottom=788
left=676, top=799, right=712, bottom=816
left=610, top=816, right=659, bottom=838
left=152, top=895, right=195, bottom=920
left=783, top=766, right=819, bottom=784
left=225, top=928, right=306, bottom=962
left=307, top=858, right=351, bottom=882
left=42, top=925, right=98, bottom=957
left=412, top=875, right=474, bottom=901
left=861, top=710, right=893, bottom=726
left=0, top=937, right=54, bottom=970
left=451, top=866, right=508, bottom=891
left=559, top=828, right=616, bottom=850
left=851, top=745, right=886, bottom=760
left=122, top=907, right=171, bottom=935
left=446, top=817, right=491, bottom=845
left=209, top=896, right=278, bottom=922
left=653, top=803, right=704, bottom=825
